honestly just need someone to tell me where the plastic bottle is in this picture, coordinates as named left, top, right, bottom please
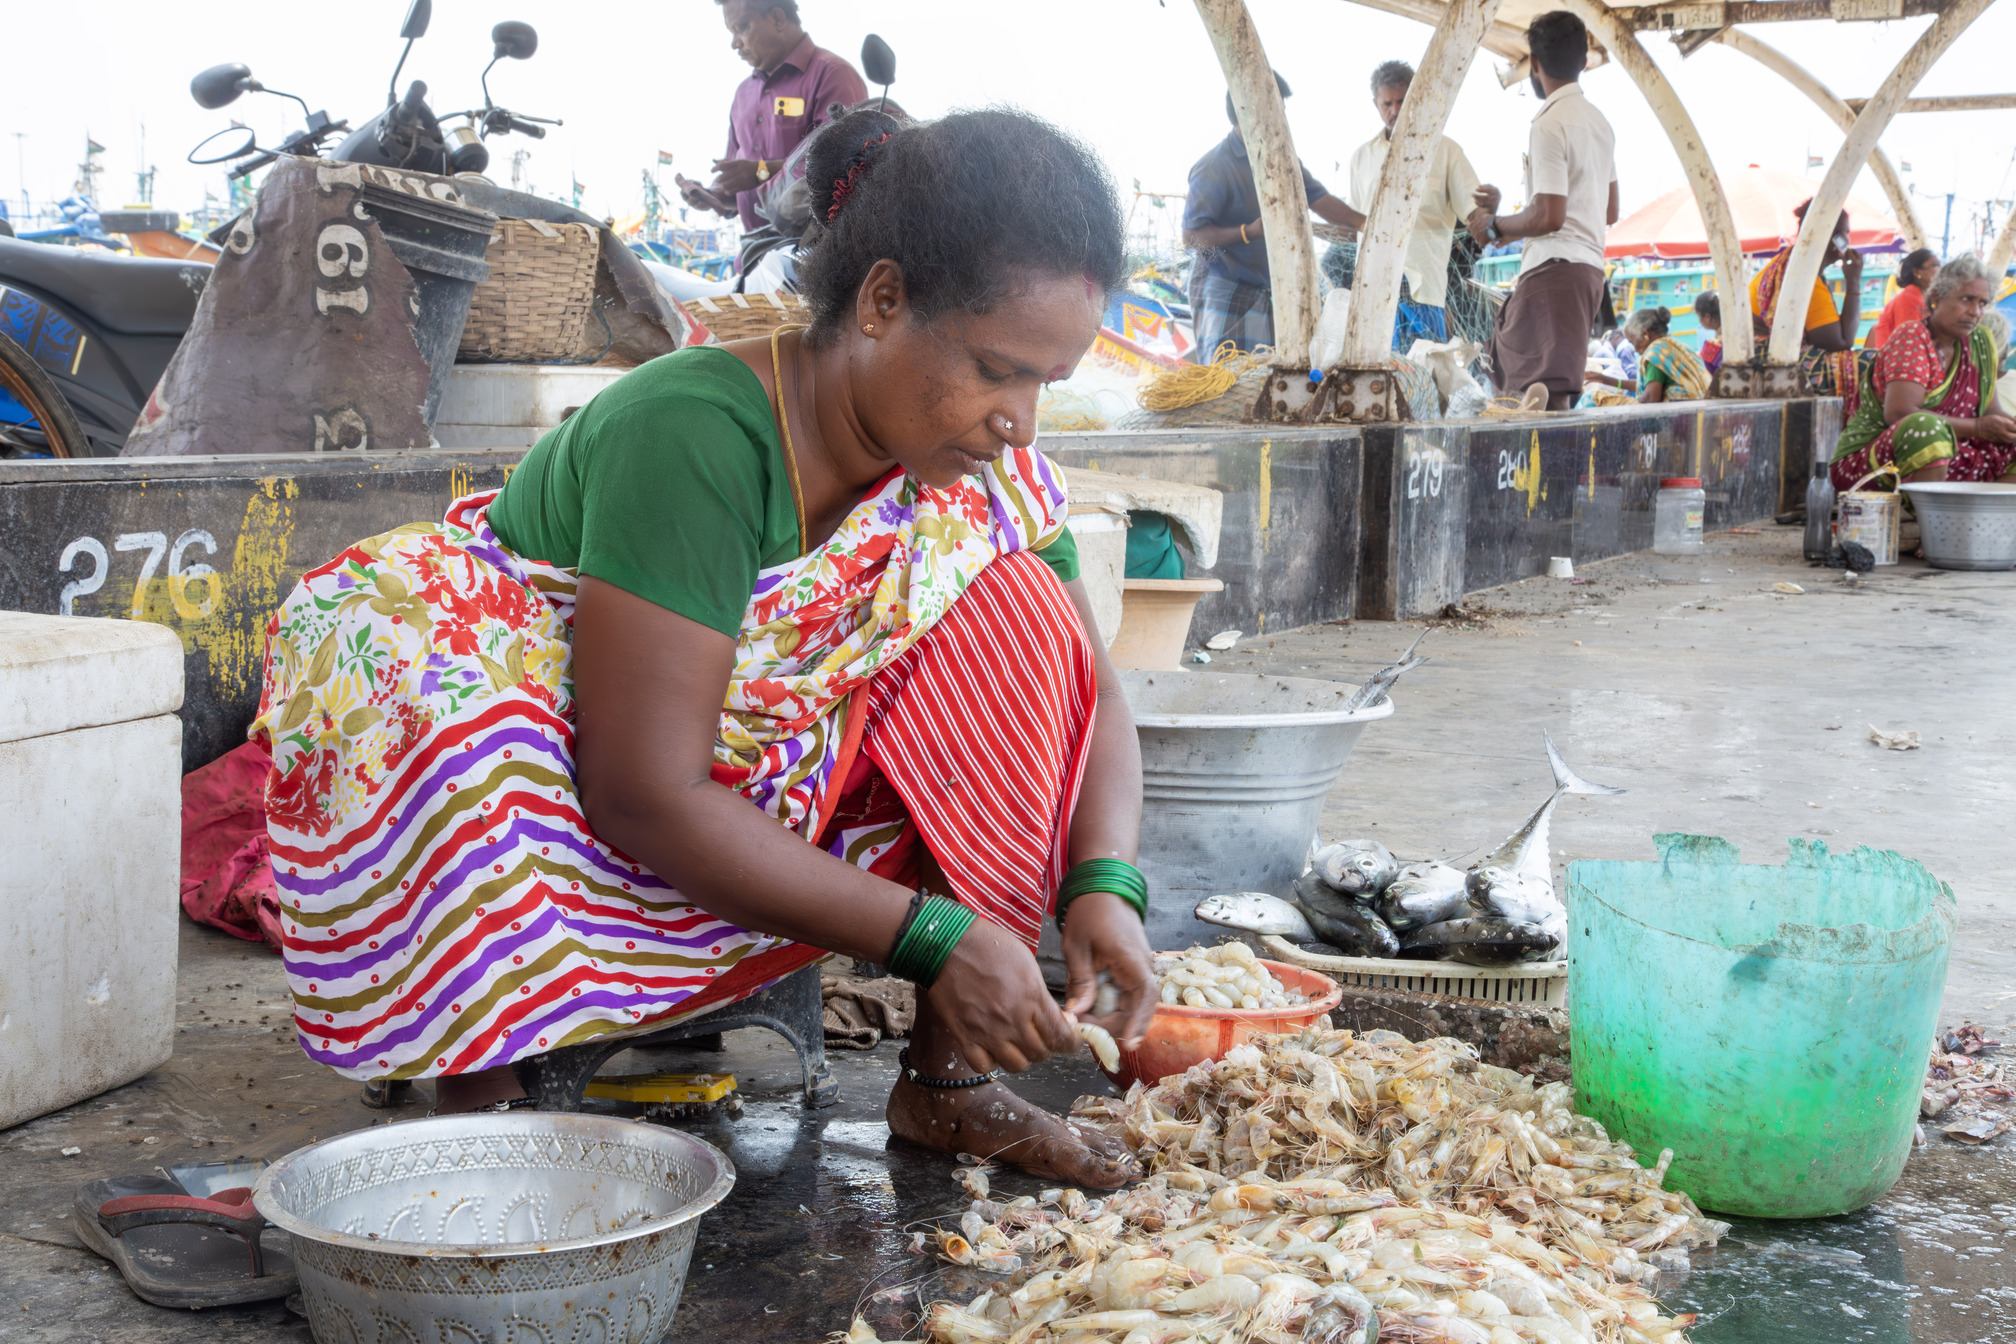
left=1309, top=288, right=1352, bottom=372
left=1802, top=471, right=1836, bottom=561
left=1653, top=477, right=1706, bottom=554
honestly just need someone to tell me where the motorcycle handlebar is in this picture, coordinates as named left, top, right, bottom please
left=504, top=115, right=546, bottom=139
left=231, top=151, right=281, bottom=179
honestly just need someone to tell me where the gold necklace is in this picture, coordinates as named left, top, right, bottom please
left=767, top=324, right=811, bottom=557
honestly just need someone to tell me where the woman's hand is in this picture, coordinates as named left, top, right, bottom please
left=1060, top=893, right=1157, bottom=1050
left=925, top=916, right=1077, bottom=1075
left=1975, top=412, right=2016, bottom=444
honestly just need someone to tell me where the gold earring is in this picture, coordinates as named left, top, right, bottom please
left=862, top=323, right=876, bottom=333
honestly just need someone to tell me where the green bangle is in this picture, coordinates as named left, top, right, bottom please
left=887, top=894, right=976, bottom=988
left=1055, top=858, right=1149, bottom=930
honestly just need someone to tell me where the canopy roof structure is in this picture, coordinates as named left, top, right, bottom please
left=1192, top=0, right=2012, bottom=416
left=1606, top=165, right=1903, bottom=259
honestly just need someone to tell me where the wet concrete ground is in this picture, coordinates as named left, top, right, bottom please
left=2, top=523, right=2010, bottom=1341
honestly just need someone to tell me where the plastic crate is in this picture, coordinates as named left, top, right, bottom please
left=1260, top=936, right=1567, bottom=1006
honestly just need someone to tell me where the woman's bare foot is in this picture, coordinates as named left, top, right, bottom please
left=886, top=1074, right=1140, bottom=1188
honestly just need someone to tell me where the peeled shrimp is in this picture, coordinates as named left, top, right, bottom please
left=1077, top=1021, right=1120, bottom=1072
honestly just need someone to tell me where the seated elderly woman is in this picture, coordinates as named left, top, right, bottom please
left=1830, top=253, right=2016, bottom=492
left=1580, top=306, right=1711, bottom=405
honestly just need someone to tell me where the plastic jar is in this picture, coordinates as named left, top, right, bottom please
left=1653, top=477, right=1706, bottom=554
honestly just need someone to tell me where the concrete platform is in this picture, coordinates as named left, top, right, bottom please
left=3, top=522, right=2011, bottom=1343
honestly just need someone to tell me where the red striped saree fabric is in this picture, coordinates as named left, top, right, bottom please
left=255, top=456, right=1094, bottom=1081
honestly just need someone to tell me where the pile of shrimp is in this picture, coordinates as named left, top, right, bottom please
left=1097, top=1028, right=1726, bottom=1261
left=839, top=1026, right=1720, bottom=1344
left=1156, top=943, right=1312, bottom=1011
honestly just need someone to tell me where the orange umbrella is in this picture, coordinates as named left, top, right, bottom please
left=1606, top=164, right=1900, bottom=259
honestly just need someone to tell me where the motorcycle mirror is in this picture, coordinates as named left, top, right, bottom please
left=491, top=21, right=538, bottom=60
left=400, top=0, right=432, bottom=39
left=188, top=125, right=259, bottom=165
left=860, top=34, right=896, bottom=89
left=191, top=63, right=254, bottom=111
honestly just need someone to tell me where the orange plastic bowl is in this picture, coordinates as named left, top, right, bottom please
left=1104, top=957, right=1342, bottom=1090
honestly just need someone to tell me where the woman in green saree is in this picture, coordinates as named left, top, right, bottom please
left=1830, top=254, right=2016, bottom=492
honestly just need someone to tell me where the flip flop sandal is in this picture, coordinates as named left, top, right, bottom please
left=72, top=1173, right=297, bottom=1309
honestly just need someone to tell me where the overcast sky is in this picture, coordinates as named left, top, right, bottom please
left=5, top=2, right=2013, bottom=255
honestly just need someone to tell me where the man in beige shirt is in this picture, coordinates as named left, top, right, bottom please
left=1346, top=59, right=1480, bottom=346
left=1467, top=10, right=1618, bottom=408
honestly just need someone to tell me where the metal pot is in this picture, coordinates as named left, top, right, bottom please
left=252, top=1112, right=733, bottom=1344
left=1123, top=669, right=1393, bottom=950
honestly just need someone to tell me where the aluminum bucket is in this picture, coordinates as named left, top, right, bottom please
left=1900, top=481, right=2016, bottom=571
left=1125, top=669, right=1393, bottom=950
left=253, top=1113, right=733, bottom=1344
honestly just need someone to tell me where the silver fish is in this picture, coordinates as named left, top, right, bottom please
left=1314, top=838, right=1399, bottom=897
left=1193, top=891, right=1315, bottom=941
left=1400, top=916, right=1560, bottom=967
left=1464, top=732, right=1624, bottom=945
left=1341, top=630, right=1430, bottom=712
left=1370, top=860, right=1470, bottom=932
left=1292, top=874, right=1401, bottom=958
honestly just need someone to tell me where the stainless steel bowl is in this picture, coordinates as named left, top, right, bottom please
left=1900, top=481, right=2016, bottom=571
left=252, top=1113, right=733, bottom=1344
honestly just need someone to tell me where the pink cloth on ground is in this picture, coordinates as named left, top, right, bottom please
left=180, top=741, right=284, bottom=951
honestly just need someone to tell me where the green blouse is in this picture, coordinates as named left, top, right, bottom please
left=487, top=345, right=1078, bottom=637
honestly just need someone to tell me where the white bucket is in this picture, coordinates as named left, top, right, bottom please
left=1837, top=490, right=1899, bottom=566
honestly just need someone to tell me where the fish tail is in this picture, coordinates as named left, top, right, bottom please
left=1543, top=730, right=1626, bottom=797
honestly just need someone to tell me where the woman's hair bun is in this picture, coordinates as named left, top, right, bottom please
left=798, top=106, right=1127, bottom=345
left=807, top=108, right=905, bottom=226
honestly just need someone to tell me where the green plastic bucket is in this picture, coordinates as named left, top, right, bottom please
left=1566, top=835, right=1954, bottom=1219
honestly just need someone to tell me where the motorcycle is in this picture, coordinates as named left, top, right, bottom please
left=0, top=0, right=558, bottom=458
left=0, top=238, right=205, bottom=457
left=185, top=1, right=556, bottom=189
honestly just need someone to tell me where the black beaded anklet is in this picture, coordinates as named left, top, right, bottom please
left=898, top=1048, right=999, bottom=1090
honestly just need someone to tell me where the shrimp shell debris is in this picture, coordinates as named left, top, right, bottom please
left=884, top=1024, right=1720, bottom=1344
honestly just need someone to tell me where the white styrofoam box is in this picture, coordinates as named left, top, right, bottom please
left=0, top=610, right=184, bottom=741
left=1066, top=510, right=1128, bottom=648
left=0, top=614, right=184, bottom=1130
left=435, top=364, right=628, bottom=447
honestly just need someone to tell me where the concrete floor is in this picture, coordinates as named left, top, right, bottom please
left=2, top=523, right=2010, bottom=1342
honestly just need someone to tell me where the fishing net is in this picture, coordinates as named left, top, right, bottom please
left=1319, top=231, right=1500, bottom=356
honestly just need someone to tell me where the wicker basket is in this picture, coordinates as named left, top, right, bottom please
left=680, top=291, right=811, bottom=343
left=458, top=219, right=602, bottom=363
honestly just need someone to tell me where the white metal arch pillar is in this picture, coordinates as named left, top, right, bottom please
left=1563, top=0, right=1756, bottom=367
left=1712, top=29, right=1928, bottom=254
left=1191, top=0, right=1321, bottom=369
left=1988, top=209, right=2016, bottom=287
left=1765, top=0, right=1996, bottom=364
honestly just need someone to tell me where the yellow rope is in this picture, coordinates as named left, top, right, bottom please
left=1137, top=341, right=1275, bottom=413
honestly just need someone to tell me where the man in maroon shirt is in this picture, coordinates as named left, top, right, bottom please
left=677, top=0, right=867, bottom=231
